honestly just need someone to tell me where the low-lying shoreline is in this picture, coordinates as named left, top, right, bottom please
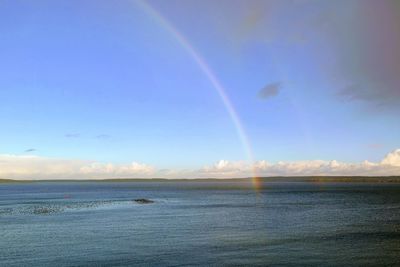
left=1, top=176, right=400, bottom=184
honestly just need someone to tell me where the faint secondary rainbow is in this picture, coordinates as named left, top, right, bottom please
left=135, top=0, right=261, bottom=188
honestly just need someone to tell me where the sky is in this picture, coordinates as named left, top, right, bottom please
left=0, top=0, right=399, bottom=179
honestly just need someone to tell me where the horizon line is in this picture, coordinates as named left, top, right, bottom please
left=2, top=176, right=400, bottom=183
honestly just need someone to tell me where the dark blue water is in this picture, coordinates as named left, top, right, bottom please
left=1, top=181, right=399, bottom=266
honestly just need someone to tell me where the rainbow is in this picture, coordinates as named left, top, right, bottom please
left=134, top=0, right=261, bottom=189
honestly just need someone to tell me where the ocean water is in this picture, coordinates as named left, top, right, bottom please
left=1, top=181, right=399, bottom=266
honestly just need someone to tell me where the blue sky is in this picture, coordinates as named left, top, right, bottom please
left=1, top=0, right=399, bottom=178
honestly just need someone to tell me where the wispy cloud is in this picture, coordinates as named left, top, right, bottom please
left=367, top=143, right=384, bottom=150
left=0, top=149, right=399, bottom=180
left=65, top=133, right=80, bottom=138
left=24, top=148, right=36, bottom=153
left=95, top=134, right=111, bottom=139
left=257, top=82, right=281, bottom=100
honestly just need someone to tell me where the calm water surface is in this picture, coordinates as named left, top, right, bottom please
left=1, top=181, right=399, bottom=266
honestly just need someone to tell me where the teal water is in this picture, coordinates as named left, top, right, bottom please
left=1, top=181, right=399, bottom=266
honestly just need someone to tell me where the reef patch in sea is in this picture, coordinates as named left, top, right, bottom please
left=0, top=200, right=133, bottom=216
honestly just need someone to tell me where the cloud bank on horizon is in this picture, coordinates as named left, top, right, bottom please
left=1, top=149, right=399, bottom=180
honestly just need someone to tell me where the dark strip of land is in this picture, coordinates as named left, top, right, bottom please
left=1, top=176, right=400, bottom=183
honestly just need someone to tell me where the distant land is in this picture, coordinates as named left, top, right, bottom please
left=1, top=176, right=400, bottom=183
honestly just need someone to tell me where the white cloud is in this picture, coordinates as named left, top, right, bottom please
left=0, top=149, right=399, bottom=180
left=79, top=162, right=155, bottom=177
left=199, top=149, right=400, bottom=178
left=0, top=155, right=155, bottom=180
left=381, top=149, right=400, bottom=167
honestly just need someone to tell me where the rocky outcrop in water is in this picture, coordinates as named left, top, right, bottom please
left=133, top=198, right=154, bottom=204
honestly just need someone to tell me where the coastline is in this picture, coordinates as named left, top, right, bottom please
left=1, top=176, right=400, bottom=184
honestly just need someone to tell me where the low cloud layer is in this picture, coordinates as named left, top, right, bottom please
left=201, top=149, right=400, bottom=177
left=0, top=155, right=155, bottom=180
left=0, top=149, right=399, bottom=180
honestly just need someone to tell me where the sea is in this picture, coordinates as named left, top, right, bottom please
left=1, top=181, right=399, bottom=266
